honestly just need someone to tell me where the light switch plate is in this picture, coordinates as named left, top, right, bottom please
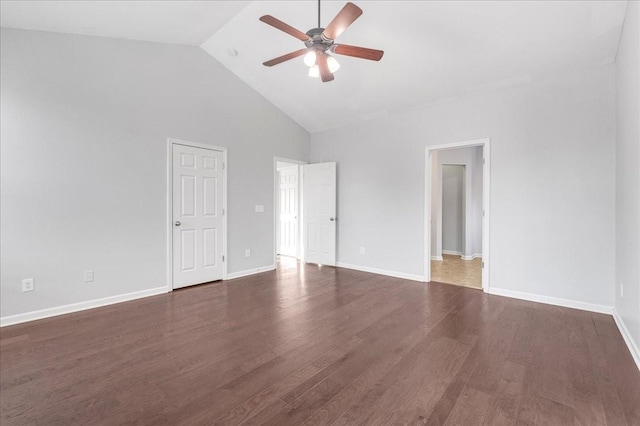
left=255, top=205, right=264, bottom=213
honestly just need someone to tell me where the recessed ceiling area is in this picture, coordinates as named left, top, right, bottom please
left=1, top=1, right=628, bottom=133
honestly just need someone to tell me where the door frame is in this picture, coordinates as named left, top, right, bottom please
left=167, top=138, right=228, bottom=291
left=424, top=138, right=491, bottom=292
left=273, top=157, right=307, bottom=266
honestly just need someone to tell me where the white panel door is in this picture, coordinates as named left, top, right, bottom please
left=172, top=144, right=224, bottom=289
left=278, top=165, right=299, bottom=257
left=303, top=162, right=336, bottom=266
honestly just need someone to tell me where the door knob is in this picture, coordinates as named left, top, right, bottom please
left=329, top=217, right=335, bottom=222
left=175, top=221, right=181, bottom=226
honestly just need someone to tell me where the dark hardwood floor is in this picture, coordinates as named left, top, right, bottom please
left=1, top=257, right=639, bottom=425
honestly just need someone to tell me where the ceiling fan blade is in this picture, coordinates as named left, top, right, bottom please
left=322, top=2, right=362, bottom=40
left=317, top=53, right=335, bottom=82
left=259, top=15, right=311, bottom=42
left=263, top=49, right=309, bottom=67
left=332, top=44, right=384, bottom=61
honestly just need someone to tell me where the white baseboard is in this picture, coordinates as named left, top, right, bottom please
left=336, top=262, right=424, bottom=282
left=0, top=286, right=169, bottom=327
left=462, top=253, right=482, bottom=260
left=432, top=254, right=481, bottom=261
left=226, top=264, right=276, bottom=280
left=613, top=310, right=640, bottom=372
left=488, top=287, right=614, bottom=314
left=442, top=253, right=482, bottom=261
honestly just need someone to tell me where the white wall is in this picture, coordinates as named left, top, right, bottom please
left=430, top=151, right=441, bottom=259
left=0, top=29, right=309, bottom=319
left=442, top=165, right=464, bottom=253
left=615, top=1, right=640, bottom=361
left=473, top=147, right=484, bottom=256
left=311, top=65, right=616, bottom=308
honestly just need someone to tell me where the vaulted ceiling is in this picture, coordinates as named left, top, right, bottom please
left=1, top=1, right=628, bottom=133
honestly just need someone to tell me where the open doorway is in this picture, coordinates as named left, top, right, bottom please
left=433, top=163, right=482, bottom=289
left=425, top=139, right=491, bottom=291
left=273, top=157, right=306, bottom=265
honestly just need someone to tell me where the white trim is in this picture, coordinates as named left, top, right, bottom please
left=336, top=262, right=424, bottom=282
left=167, top=138, right=228, bottom=291
left=431, top=254, right=481, bottom=261
left=226, top=265, right=276, bottom=280
left=427, top=138, right=490, bottom=151
left=613, top=310, right=640, bottom=371
left=462, top=254, right=482, bottom=260
left=0, top=287, right=168, bottom=327
left=488, top=287, right=613, bottom=315
left=442, top=250, right=463, bottom=256
left=425, top=138, right=491, bottom=292
left=273, top=157, right=307, bottom=267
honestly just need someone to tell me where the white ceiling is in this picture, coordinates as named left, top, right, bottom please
left=0, top=1, right=250, bottom=45
left=1, top=1, right=628, bottom=133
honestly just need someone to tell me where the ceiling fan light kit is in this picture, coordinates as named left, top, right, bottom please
left=259, top=1, right=384, bottom=82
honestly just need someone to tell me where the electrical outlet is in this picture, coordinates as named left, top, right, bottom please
left=360, top=246, right=365, bottom=255
left=84, top=271, right=94, bottom=283
left=620, top=283, right=624, bottom=298
left=22, top=278, right=34, bottom=292
left=245, top=249, right=251, bottom=257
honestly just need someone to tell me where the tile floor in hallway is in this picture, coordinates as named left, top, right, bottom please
left=431, top=254, right=482, bottom=289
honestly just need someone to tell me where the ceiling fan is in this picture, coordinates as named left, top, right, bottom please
left=259, top=1, right=384, bottom=82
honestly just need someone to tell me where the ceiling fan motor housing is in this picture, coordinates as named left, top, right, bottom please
left=305, top=28, right=333, bottom=52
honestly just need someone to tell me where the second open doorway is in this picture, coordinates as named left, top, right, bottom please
left=425, top=139, right=490, bottom=291
left=273, top=157, right=306, bottom=265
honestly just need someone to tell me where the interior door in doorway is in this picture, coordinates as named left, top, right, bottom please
left=278, top=165, right=299, bottom=257
left=303, top=162, right=336, bottom=266
left=172, top=144, right=224, bottom=289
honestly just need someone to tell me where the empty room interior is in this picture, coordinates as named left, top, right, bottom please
left=1, top=1, right=639, bottom=424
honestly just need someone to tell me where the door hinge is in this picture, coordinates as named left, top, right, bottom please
left=482, top=262, right=484, bottom=268
left=483, top=210, right=485, bottom=217
left=222, top=162, right=225, bottom=170
left=222, top=255, right=225, bottom=262
left=222, top=208, right=225, bottom=215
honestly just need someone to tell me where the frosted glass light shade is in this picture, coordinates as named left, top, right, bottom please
left=327, top=56, right=340, bottom=73
left=308, top=65, right=320, bottom=78
left=303, top=51, right=317, bottom=67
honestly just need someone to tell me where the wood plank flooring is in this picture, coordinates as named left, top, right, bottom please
left=1, top=257, right=639, bottom=425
